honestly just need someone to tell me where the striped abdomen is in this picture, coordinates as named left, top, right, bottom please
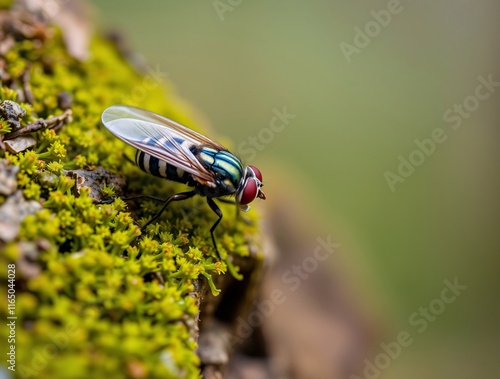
left=135, top=150, right=192, bottom=185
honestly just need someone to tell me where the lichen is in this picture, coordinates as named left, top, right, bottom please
left=0, top=6, right=261, bottom=379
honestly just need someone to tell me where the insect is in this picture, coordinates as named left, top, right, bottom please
left=101, top=105, right=266, bottom=259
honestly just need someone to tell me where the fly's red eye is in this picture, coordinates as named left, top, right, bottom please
left=248, top=165, right=263, bottom=182
left=239, top=179, right=258, bottom=205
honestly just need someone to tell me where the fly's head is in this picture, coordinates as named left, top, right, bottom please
left=236, top=165, right=266, bottom=211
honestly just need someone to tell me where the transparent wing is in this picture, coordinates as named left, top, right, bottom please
left=102, top=105, right=224, bottom=187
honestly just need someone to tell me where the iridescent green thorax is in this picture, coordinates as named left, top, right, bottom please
left=198, top=147, right=243, bottom=188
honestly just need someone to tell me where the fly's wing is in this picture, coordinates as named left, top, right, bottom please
left=102, top=105, right=223, bottom=187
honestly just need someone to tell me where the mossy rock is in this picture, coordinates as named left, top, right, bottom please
left=0, top=3, right=263, bottom=378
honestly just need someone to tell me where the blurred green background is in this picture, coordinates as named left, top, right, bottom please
left=89, top=1, right=499, bottom=378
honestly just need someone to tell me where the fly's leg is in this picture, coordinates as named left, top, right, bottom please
left=207, top=198, right=224, bottom=260
left=141, top=191, right=196, bottom=232
left=123, top=153, right=135, bottom=165
left=122, top=194, right=165, bottom=202
left=216, top=198, right=237, bottom=206
left=216, top=198, right=253, bottom=225
left=99, top=194, right=165, bottom=205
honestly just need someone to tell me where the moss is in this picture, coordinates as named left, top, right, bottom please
left=0, top=6, right=261, bottom=379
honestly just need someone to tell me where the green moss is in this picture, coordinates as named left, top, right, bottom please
left=0, top=8, right=261, bottom=379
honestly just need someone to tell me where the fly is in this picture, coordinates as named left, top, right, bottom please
left=101, top=105, right=266, bottom=260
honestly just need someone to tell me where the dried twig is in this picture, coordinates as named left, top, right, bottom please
left=4, top=109, right=72, bottom=140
